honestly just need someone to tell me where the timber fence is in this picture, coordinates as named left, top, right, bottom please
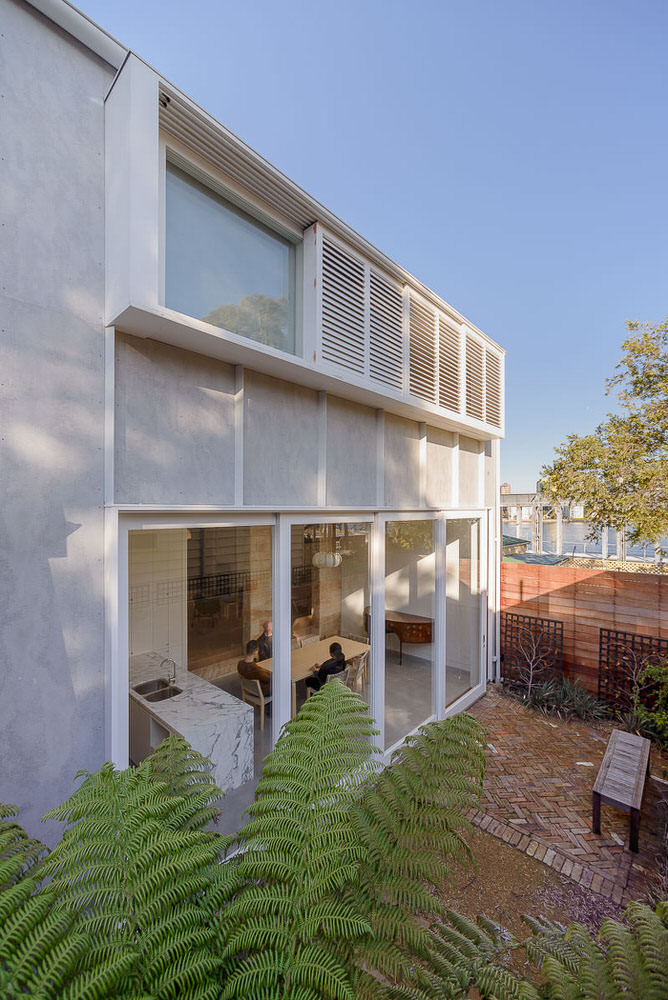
left=500, top=562, right=668, bottom=693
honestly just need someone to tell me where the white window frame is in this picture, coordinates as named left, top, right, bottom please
left=107, top=507, right=489, bottom=771
left=158, top=133, right=305, bottom=361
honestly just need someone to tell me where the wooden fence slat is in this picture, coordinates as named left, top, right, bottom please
left=501, top=563, right=666, bottom=692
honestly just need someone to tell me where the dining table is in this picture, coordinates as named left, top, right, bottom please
left=259, top=635, right=370, bottom=715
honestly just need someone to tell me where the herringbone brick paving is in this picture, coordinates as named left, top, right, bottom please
left=468, top=688, right=666, bottom=904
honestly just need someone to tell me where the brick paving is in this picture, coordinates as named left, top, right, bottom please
left=468, top=688, right=667, bottom=904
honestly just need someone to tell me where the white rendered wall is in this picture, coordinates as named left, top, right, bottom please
left=0, top=0, right=113, bottom=842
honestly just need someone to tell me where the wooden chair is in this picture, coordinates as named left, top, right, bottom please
left=239, top=676, right=272, bottom=732
left=348, top=651, right=368, bottom=692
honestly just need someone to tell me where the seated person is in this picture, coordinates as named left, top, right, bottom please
left=237, top=639, right=271, bottom=697
left=305, top=641, right=346, bottom=692
left=256, top=620, right=272, bottom=661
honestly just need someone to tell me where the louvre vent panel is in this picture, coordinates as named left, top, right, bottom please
left=438, top=318, right=460, bottom=412
left=369, top=271, right=404, bottom=390
left=485, top=350, right=502, bottom=427
left=465, top=334, right=485, bottom=421
left=408, top=295, right=437, bottom=403
left=321, top=237, right=365, bottom=373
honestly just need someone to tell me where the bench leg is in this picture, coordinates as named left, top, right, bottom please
left=592, top=791, right=601, bottom=835
left=630, top=808, right=640, bottom=853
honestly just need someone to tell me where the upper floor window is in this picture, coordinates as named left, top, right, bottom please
left=165, top=163, right=297, bottom=354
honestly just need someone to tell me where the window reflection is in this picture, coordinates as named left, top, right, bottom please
left=384, top=520, right=435, bottom=749
left=165, top=164, right=296, bottom=354
left=445, top=518, right=481, bottom=707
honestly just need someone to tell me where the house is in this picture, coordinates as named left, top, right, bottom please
left=2, top=0, right=505, bottom=840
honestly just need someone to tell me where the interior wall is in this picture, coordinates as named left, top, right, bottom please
left=129, top=529, right=188, bottom=675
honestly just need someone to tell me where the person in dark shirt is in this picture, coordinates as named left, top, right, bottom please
left=256, top=620, right=273, bottom=662
left=305, top=641, right=346, bottom=692
left=237, top=639, right=271, bottom=697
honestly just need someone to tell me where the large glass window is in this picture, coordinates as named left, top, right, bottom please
left=165, top=163, right=297, bottom=354
left=128, top=525, right=273, bottom=837
left=384, top=520, right=435, bottom=749
left=289, top=523, right=371, bottom=717
left=445, top=518, right=481, bottom=707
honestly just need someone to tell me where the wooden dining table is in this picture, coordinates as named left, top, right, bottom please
left=259, top=635, right=370, bottom=715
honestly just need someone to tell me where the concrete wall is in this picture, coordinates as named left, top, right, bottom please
left=427, top=427, right=455, bottom=508
left=243, top=370, right=319, bottom=506
left=458, top=435, right=482, bottom=506
left=326, top=397, right=376, bottom=507
left=113, top=344, right=475, bottom=512
left=0, top=0, right=113, bottom=841
left=384, top=415, right=420, bottom=508
left=115, top=334, right=236, bottom=504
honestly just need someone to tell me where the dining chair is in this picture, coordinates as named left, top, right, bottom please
left=239, top=675, right=272, bottom=732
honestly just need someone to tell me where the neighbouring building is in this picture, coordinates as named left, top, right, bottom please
left=2, top=0, right=505, bottom=839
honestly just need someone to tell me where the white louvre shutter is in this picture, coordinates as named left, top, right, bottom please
left=485, top=349, right=502, bottom=427
left=408, top=294, right=436, bottom=403
left=369, top=269, right=403, bottom=390
left=465, top=334, right=484, bottom=421
left=438, top=317, right=460, bottom=412
left=321, top=236, right=365, bottom=373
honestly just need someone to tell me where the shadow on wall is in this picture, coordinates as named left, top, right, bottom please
left=500, top=562, right=668, bottom=692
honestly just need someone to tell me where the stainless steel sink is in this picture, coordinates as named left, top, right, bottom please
left=133, top=678, right=170, bottom=696
left=144, top=685, right=182, bottom=702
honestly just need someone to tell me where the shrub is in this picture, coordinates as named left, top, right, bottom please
left=635, top=660, right=668, bottom=747
left=506, top=677, right=609, bottom=721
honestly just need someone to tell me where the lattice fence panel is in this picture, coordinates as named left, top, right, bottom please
left=501, top=611, right=564, bottom=690
left=598, top=628, right=668, bottom=713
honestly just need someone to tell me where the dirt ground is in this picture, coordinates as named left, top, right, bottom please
left=441, top=827, right=627, bottom=940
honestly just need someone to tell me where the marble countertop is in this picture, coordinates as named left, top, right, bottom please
left=130, top=651, right=254, bottom=792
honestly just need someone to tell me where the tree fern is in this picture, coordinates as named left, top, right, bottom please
left=41, top=756, right=225, bottom=999
left=219, top=679, right=381, bottom=999
left=339, top=712, right=486, bottom=999
left=219, top=681, right=486, bottom=1000
left=0, top=806, right=133, bottom=999
left=422, top=901, right=668, bottom=1000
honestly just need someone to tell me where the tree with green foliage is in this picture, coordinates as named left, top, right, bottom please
left=541, top=318, right=668, bottom=551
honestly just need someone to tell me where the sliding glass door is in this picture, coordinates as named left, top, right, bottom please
left=445, top=517, right=483, bottom=708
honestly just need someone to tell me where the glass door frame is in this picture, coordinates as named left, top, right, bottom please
left=376, top=511, right=442, bottom=756
left=112, top=511, right=279, bottom=770
left=441, top=510, right=488, bottom=719
left=109, top=507, right=489, bottom=772
left=279, top=512, right=376, bottom=731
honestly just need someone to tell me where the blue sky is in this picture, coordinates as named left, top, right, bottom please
left=79, top=0, right=668, bottom=490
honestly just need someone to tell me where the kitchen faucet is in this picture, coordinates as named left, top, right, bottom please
left=160, top=657, right=177, bottom=686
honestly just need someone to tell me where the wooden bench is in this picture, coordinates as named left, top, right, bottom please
left=592, top=729, right=651, bottom=853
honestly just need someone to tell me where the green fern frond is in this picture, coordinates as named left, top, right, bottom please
left=341, top=712, right=486, bottom=995
left=39, top=754, right=225, bottom=998
left=219, top=681, right=378, bottom=998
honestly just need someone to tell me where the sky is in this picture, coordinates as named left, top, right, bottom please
left=78, top=0, right=668, bottom=491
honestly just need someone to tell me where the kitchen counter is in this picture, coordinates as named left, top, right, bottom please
left=129, top=651, right=254, bottom=792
